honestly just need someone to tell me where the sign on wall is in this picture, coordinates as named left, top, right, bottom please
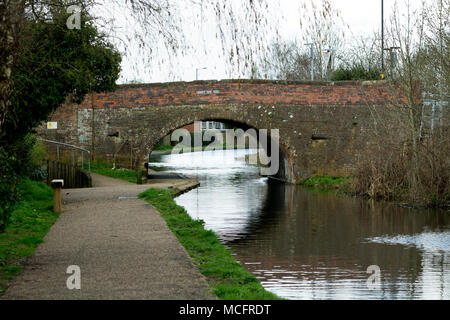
left=47, top=122, right=58, bottom=130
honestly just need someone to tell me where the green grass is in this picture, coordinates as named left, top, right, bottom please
left=298, top=175, right=350, bottom=191
left=0, top=179, right=58, bottom=294
left=153, top=145, right=176, bottom=151
left=153, top=144, right=248, bottom=152
left=138, top=188, right=282, bottom=300
left=90, top=160, right=142, bottom=183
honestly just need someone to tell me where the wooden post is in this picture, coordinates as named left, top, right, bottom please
left=144, top=162, right=149, bottom=183
left=51, top=179, right=64, bottom=214
left=137, top=170, right=143, bottom=185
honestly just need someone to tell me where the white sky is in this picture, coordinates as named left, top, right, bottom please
left=108, top=0, right=423, bottom=84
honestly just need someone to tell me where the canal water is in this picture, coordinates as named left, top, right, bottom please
left=149, top=149, right=450, bottom=300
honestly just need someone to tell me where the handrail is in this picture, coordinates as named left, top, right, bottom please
left=39, top=138, right=91, bottom=172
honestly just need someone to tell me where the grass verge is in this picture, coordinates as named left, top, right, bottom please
left=138, top=188, right=282, bottom=300
left=90, top=160, right=142, bottom=184
left=0, top=179, right=58, bottom=294
left=298, top=175, right=350, bottom=191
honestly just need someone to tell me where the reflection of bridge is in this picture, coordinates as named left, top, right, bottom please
left=40, top=79, right=404, bottom=183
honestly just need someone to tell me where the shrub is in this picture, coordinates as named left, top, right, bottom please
left=351, top=129, right=450, bottom=207
left=0, top=148, right=19, bottom=232
left=332, top=64, right=381, bottom=81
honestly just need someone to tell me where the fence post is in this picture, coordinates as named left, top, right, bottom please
left=51, top=180, right=64, bottom=214
left=144, top=162, right=149, bottom=184
left=137, top=170, right=143, bottom=185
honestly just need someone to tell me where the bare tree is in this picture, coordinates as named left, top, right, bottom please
left=252, top=40, right=312, bottom=80
left=252, top=0, right=348, bottom=81
left=299, top=0, right=348, bottom=80
left=353, top=0, right=450, bottom=206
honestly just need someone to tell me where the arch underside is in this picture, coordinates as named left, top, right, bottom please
left=146, top=116, right=295, bottom=183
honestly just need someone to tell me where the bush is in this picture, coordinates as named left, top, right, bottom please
left=29, top=137, right=46, bottom=168
left=29, top=167, right=48, bottom=182
left=351, top=129, right=450, bottom=207
left=332, top=64, right=381, bottom=81
left=0, top=148, right=19, bottom=233
left=0, top=135, right=47, bottom=231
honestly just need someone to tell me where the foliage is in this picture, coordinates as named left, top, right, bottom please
left=0, top=6, right=121, bottom=232
left=352, top=131, right=450, bottom=207
left=299, top=176, right=350, bottom=190
left=332, top=64, right=381, bottom=81
left=0, top=149, right=19, bottom=233
left=2, top=8, right=121, bottom=147
left=28, top=136, right=46, bottom=168
left=0, top=178, right=57, bottom=294
left=139, top=188, right=282, bottom=300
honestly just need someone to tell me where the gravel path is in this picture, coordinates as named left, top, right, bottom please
left=2, top=174, right=215, bottom=300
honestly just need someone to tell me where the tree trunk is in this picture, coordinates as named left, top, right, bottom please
left=0, top=1, right=24, bottom=138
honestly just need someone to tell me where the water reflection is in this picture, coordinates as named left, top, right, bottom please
left=149, top=149, right=450, bottom=300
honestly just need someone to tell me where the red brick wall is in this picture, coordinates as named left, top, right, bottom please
left=74, top=80, right=405, bottom=110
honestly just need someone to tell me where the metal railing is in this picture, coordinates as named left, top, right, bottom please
left=40, top=139, right=91, bottom=172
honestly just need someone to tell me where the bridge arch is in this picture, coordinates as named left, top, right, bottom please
left=143, top=116, right=295, bottom=182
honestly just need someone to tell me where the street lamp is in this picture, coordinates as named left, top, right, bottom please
left=383, top=46, right=400, bottom=79
left=381, top=0, right=385, bottom=78
left=305, top=43, right=314, bottom=81
left=196, top=67, right=207, bottom=81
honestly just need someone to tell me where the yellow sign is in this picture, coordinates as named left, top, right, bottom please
left=47, top=122, right=58, bottom=130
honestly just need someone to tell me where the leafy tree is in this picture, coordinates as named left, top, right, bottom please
left=3, top=8, right=121, bottom=146
left=0, top=5, right=121, bottom=232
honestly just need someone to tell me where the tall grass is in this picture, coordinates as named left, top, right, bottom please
left=352, top=130, right=450, bottom=207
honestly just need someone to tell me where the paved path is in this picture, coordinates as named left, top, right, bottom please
left=2, top=174, right=215, bottom=300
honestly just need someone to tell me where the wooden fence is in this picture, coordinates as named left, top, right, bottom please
left=46, top=160, right=92, bottom=189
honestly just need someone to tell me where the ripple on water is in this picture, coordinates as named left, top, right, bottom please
left=366, top=230, right=450, bottom=253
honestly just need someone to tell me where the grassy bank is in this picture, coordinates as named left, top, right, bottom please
left=90, top=160, right=142, bottom=184
left=300, top=175, right=450, bottom=209
left=0, top=179, right=58, bottom=294
left=298, top=176, right=350, bottom=191
left=138, top=188, right=282, bottom=300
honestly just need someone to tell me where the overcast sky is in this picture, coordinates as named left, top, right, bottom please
left=110, top=0, right=423, bottom=84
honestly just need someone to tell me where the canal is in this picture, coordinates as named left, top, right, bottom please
left=149, top=149, right=450, bottom=300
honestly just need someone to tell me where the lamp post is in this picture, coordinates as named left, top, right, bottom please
left=196, top=67, right=207, bottom=81
left=381, top=0, right=385, bottom=78
left=383, top=46, right=400, bottom=79
left=305, top=43, right=314, bottom=81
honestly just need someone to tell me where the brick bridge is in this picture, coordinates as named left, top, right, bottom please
left=40, top=79, right=404, bottom=183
